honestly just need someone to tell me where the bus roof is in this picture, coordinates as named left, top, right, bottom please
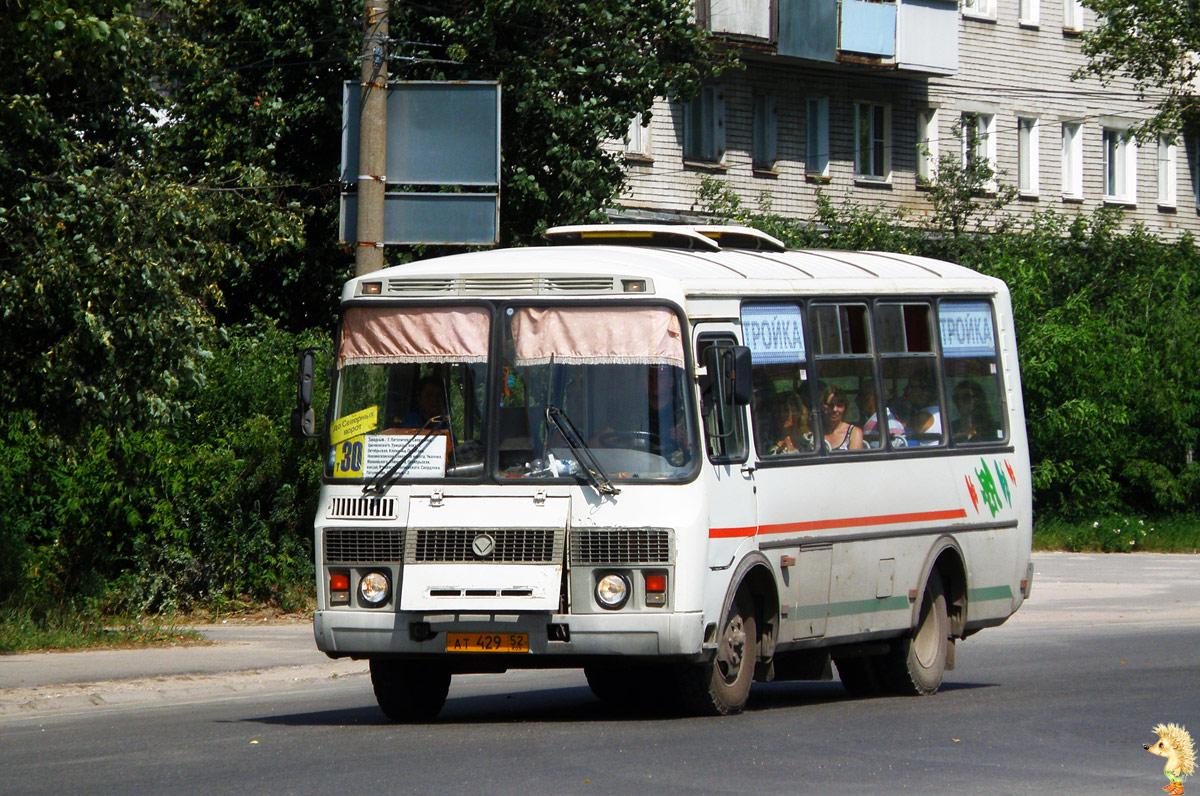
left=342, top=227, right=1005, bottom=303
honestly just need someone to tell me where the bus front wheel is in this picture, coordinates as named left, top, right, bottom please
left=675, top=591, right=757, bottom=715
left=369, top=658, right=451, bottom=722
left=884, top=570, right=949, bottom=696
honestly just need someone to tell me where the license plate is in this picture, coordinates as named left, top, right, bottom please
left=446, top=632, right=529, bottom=653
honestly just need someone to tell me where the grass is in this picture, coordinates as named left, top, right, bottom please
left=0, top=606, right=205, bottom=654
left=1033, top=514, right=1200, bottom=553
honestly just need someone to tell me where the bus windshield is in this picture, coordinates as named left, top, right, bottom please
left=327, top=303, right=695, bottom=484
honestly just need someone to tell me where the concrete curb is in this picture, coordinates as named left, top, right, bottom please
left=0, top=658, right=368, bottom=717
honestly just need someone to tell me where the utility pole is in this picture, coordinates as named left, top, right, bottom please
left=355, top=0, right=389, bottom=276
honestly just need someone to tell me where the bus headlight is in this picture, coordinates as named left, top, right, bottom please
left=359, top=570, right=391, bottom=607
left=595, top=573, right=630, bottom=610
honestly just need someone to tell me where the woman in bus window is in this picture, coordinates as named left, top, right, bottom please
left=768, top=395, right=813, bottom=455
left=820, top=384, right=864, bottom=452
left=951, top=379, right=1000, bottom=443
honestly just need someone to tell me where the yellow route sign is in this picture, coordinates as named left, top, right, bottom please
left=330, top=405, right=378, bottom=446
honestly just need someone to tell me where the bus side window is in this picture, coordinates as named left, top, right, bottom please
left=878, top=301, right=944, bottom=448
left=698, top=338, right=748, bottom=464
left=939, top=300, right=1007, bottom=445
left=740, top=302, right=813, bottom=459
left=812, top=302, right=877, bottom=452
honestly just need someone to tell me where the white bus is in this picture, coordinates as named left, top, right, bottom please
left=293, top=224, right=1033, bottom=720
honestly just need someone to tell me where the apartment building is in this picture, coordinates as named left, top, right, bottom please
left=614, top=0, right=1200, bottom=237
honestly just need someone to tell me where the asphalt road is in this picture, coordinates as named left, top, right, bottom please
left=0, top=553, right=1197, bottom=796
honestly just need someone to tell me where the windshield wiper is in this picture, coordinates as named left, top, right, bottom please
left=545, top=405, right=619, bottom=496
left=362, top=416, right=445, bottom=496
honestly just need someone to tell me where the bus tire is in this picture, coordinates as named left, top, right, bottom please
left=884, top=570, right=949, bottom=696
left=675, top=591, right=757, bottom=716
left=369, top=658, right=451, bottom=722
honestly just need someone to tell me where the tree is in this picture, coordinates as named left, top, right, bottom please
left=0, top=2, right=303, bottom=438
left=1078, top=0, right=1200, bottom=137
left=386, top=0, right=733, bottom=245
left=152, top=0, right=362, bottom=330
left=149, top=0, right=732, bottom=325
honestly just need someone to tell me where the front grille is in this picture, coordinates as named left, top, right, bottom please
left=328, top=496, right=397, bottom=520
left=386, top=277, right=456, bottom=295
left=542, top=276, right=617, bottom=293
left=325, top=528, right=405, bottom=563
left=462, top=276, right=538, bottom=295
left=570, top=528, right=672, bottom=565
left=411, top=528, right=559, bottom=563
left=379, top=273, right=622, bottom=297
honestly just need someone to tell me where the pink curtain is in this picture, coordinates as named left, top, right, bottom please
left=338, top=306, right=490, bottom=368
left=511, top=306, right=685, bottom=367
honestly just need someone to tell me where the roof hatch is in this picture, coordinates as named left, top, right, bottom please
left=543, top=224, right=786, bottom=253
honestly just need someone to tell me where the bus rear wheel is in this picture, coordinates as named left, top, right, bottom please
left=883, top=570, right=950, bottom=696
left=675, top=592, right=757, bottom=715
left=369, top=658, right=452, bottom=722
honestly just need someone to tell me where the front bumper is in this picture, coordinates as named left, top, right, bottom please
left=314, top=609, right=706, bottom=659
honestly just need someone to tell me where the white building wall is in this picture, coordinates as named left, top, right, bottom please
left=614, top=2, right=1200, bottom=237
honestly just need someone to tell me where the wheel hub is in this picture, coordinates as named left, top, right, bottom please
left=716, top=616, right=747, bottom=681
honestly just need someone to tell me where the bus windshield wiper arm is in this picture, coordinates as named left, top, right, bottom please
left=545, top=406, right=619, bottom=496
left=362, top=417, right=444, bottom=496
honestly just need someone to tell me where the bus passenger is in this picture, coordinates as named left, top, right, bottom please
left=904, top=370, right=943, bottom=445
left=951, top=380, right=999, bottom=443
left=820, top=385, right=864, bottom=452
left=858, top=379, right=905, bottom=449
left=767, top=396, right=813, bottom=455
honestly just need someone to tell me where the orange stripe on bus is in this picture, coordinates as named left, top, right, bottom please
left=709, top=508, right=969, bottom=539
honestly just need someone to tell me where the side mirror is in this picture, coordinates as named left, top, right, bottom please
left=702, top=344, right=753, bottom=407
left=730, top=346, right=753, bottom=406
left=291, top=406, right=316, bottom=438
left=291, top=348, right=318, bottom=439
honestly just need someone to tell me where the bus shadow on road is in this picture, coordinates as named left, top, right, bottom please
left=238, top=679, right=995, bottom=727
left=748, top=679, right=996, bottom=712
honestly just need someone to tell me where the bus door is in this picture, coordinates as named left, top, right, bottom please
left=740, top=302, right=832, bottom=640
left=694, top=325, right=757, bottom=569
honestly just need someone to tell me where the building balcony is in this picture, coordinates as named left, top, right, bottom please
left=702, top=0, right=959, bottom=76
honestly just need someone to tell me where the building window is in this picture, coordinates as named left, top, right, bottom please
left=683, top=86, right=725, bottom=163
left=1061, top=122, right=1083, bottom=199
left=1018, top=117, right=1040, bottom=196
left=962, top=112, right=997, bottom=189
left=917, top=108, right=939, bottom=183
left=807, top=97, right=830, bottom=178
left=855, top=102, right=890, bottom=180
left=1063, top=0, right=1083, bottom=31
left=753, top=92, right=778, bottom=171
left=1103, top=127, right=1137, bottom=204
left=1019, top=0, right=1040, bottom=26
left=624, top=113, right=652, bottom=161
left=1157, top=135, right=1177, bottom=207
left=963, top=0, right=996, bottom=20
left=1191, top=137, right=1200, bottom=209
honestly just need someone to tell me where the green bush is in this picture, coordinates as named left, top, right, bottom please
left=0, top=319, right=329, bottom=616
